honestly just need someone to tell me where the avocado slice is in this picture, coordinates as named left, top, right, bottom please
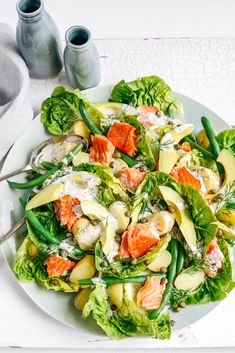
left=159, top=124, right=194, bottom=173
left=94, top=102, right=137, bottom=118
left=159, top=185, right=197, bottom=251
left=26, top=183, right=63, bottom=210
left=217, top=149, right=235, bottom=187
left=80, top=200, right=119, bottom=261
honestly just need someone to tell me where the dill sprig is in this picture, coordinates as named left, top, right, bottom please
left=215, top=181, right=235, bottom=215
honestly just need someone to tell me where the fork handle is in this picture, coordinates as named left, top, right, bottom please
left=0, top=217, right=25, bottom=245
left=0, top=164, right=32, bottom=183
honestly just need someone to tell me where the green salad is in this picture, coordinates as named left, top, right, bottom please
left=10, top=75, right=235, bottom=339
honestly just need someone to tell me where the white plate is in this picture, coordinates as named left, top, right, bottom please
left=0, top=85, right=230, bottom=337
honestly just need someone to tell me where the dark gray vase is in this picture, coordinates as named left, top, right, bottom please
left=16, top=0, right=63, bottom=78
left=64, top=26, right=101, bottom=89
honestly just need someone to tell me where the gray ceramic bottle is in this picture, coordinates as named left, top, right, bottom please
left=64, top=26, right=101, bottom=89
left=16, top=0, right=63, bottom=78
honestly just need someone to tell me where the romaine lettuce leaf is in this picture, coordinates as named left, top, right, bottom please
left=110, top=76, right=184, bottom=119
left=216, top=129, right=235, bottom=157
left=83, top=284, right=137, bottom=339
left=74, top=163, right=128, bottom=205
left=180, top=185, right=218, bottom=254
left=124, top=116, right=156, bottom=170
left=177, top=149, right=219, bottom=173
left=41, top=86, right=105, bottom=135
left=83, top=283, right=171, bottom=339
left=13, top=235, right=79, bottom=292
left=124, top=284, right=171, bottom=339
left=171, top=239, right=235, bottom=307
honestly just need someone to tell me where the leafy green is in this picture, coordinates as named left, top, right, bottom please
left=74, top=163, right=128, bottom=205
left=95, top=234, right=170, bottom=277
left=171, top=239, right=235, bottom=307
left=83, top=283, right=171, bottom=339
left=180, top=185, right=218, bottom=254
left=83, top=284, right=137, bottom=339
left=124, top=116, right=156, bottom=170
left=216, top=129, right=235, bottom=157
left=110, top=76, right=184, bottom=118
left=178, top=149, right=219, bottom=173
left=41, top=86, right=106, bottom=135
left=13, top=235, right=79, bottom=292
left=124, top=284, right=171, bottom=339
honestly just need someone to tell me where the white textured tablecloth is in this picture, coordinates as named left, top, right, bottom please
left=0, top=38, right=235, bottom=349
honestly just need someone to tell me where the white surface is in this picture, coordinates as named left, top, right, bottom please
left=1, top=0, right=235, bottom=39
left=0, top=35, right=235, bottom=349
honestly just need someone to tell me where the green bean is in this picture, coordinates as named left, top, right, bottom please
left=176, top=243, right=185, bottom=275
left=8, top=142, right=83, bottom=190
left=79, top=100, right=137, bottom=167
left=79, top=100, right=103, bottom=135
left=201, top=116, right=221, bottom=157
left=148, top=239, right=178, bottom=320
left=77, top=272, right=166, bottom=286
left=40, top=161, right=55, bottom=170
left=183, top=136, right=216, bottom=160
left=20, top=197, right=85, bottom=256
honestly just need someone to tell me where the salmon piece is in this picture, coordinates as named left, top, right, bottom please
left=179, top=142, right=192, bottom=152
left=119, top=168, right=145, bottom=192
left=54, top=195, right=80, bottom=231
left=107, top=122, right=138, bottom=156
left=119, top=223, right=160, bottom=259
left=45, top=254, right=76, bottom=278
left=138, top=105, right=159, bottom=115
left=89, top=135, right=115, bottom=166
left=137, top=277, right=165, bottom=310
left=118, top=231, right=131, bottom=258
left=205, top=239, right=224, bottom=278
left=177, top=167, right=201, bottom=190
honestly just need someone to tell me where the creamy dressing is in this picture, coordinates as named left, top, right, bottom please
left=52, top=171, right=100, bottom=201
left=59, top=238, right=75, bottom=254
left=91, top=277, right=105, bottom=285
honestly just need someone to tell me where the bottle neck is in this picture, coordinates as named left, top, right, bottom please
left=16, top=0, right=44, bottom=22
left=65, top=26, right=92, bottom=52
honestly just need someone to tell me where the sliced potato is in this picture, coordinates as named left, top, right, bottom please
left=74, top=287, right=93, bottom=311
left=73, top=151, right=90, bottom=167
left=72, top=217, right=90, bottom=237
left=111, top=158, right=128, bottom=176
left=217, top=209, right=235, bottom=226
left=147, top=250, right=172, bottom=272
left=108, top=201, right=130, bottom=231
left=71, top=120, right=90, bottom=139
left=197, top=129, right=210, bottom=149
left=174, top=269, right=205, bottom=290
left=148, top=211, right=175, bottom=235
left=108, top=283, right=124, bottom=309
left=70, top=255, right=96, bottom=283
left=26, top=183, right=63, bottom=210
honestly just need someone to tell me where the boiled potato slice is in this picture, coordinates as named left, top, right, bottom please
left=174, top=269, right=205, bottom=290
left=73, top=151, right=90, bottom=166
left=70, top=255, right=96, bottom=283
left=147, top=250, right=172, bottom=272
left=72, top=217, right=90, bottom=237
left=108, top=201, right=130, bottom=231
left=111, top=158, right=128, bottom=176
left=108, top=283, right=124, bottom=309
left=74, top=287, right=93, bottom=311
left=71, top=120, right=90, bottom=139
left=148, top=211, right=175, bottom=235
left=26, top=183, right=63, bottom=210
left=197, top=129, right=210, bottom=149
